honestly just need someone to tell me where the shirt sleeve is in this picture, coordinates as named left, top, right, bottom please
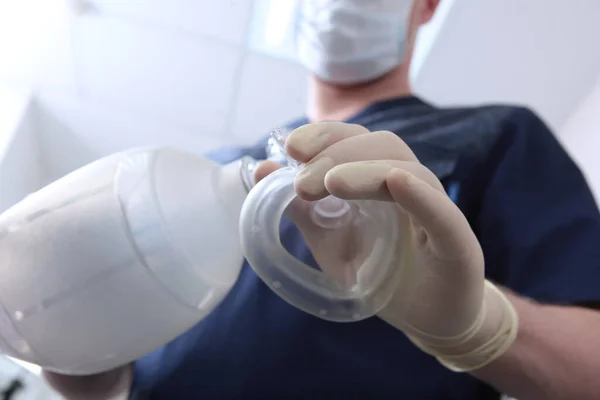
left=476, top=107, right=600, bottom=305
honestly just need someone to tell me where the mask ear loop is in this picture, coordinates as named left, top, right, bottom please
left=270, top=128, right=352, bottom=229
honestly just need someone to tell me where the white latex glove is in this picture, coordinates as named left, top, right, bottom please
left=44, top=365, right=132, bottom=400
left=255, top=122, right=518, bottom=372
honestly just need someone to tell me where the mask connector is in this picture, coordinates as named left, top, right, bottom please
left=269, top=128, right=352, bottom=229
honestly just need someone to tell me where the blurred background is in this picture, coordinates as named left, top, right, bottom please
left=0, top=0, right=600, bottom=397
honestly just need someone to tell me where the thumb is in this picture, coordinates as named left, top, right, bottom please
left=253, top=160, right=313, bottom=228
left=253, top=160, right=283, bottom=184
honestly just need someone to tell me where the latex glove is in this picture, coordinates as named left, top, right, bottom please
left=255, top=122, right=518, bottom=372
left=43, top=365, right=132, bottom=400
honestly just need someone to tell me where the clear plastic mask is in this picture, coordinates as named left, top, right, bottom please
left=239, top=129, right=405, bottom=322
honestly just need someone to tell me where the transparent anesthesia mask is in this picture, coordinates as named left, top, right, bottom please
left=239, top=129, right=405, bottom=322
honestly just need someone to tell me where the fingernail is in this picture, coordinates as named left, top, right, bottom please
left=299, top=156, right=333, bottom=177
left=288, top=129, right=330, bottom=158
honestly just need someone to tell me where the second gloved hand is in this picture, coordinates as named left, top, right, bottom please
left=254, top=122, right=518, bottom=372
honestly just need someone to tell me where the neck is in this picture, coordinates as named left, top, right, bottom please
left=306, top=66, right=412, bottom=122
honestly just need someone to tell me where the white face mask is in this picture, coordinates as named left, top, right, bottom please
left=295, top=0, right=415, bottom=84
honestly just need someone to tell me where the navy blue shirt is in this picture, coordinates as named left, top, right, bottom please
left=131, top=97, right=600, bottom=399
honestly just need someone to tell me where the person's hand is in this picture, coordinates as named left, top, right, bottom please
left=43, top=365, right=132, bottom=400
left=254, top=122, right=518, bottom=372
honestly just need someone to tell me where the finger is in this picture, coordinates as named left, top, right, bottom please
left=253, top=161, right=312, bottom=227
left=324, top=160, right=444, bottom=201
left=254, top=160, right=283, bottom=183
left=295, top=131, right=418, bottom=201
left=386, top=168, right=478, bottom=260
left=325, top=160, right=473, bottom=259
left=285, top=122, right=369, bottom=163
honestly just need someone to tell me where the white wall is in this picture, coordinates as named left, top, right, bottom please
left=0, top=0, right=77, bottom=93
left=414, top=0, right=600, bottom=132
left=0, top=88, right=31, bottom=160
left=0, top=107, right=43, bottom=212
left=560, top=74, right=600, bottom=201
left=0, top=89, right=44, bottom=212
left=32, top=91, right=234, bottom=181
left=0, top=87, right=238, bottom=214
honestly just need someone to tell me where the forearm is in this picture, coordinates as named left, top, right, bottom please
left=44, top=364, right=133, bottom=400
left=473, top=293, right=600, bottom=400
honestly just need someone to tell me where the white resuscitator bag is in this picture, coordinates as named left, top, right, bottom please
left=0, top=130, right=403, bottom=375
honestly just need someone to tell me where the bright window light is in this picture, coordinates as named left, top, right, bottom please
left=410, top=0, right=455, bottom=81
left=248, top=0, right=299, bottom=63
left=8, top=357, right=43, bottom=375
left=263, top=0, right=297, bottom=48
left=0, top=0, right=72, bottom=86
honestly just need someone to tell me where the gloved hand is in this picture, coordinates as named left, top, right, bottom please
left=43, top=365, right=132, bottom=400
left=255, top=122, right=518, bottom=372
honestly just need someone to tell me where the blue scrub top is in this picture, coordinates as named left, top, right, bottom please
left=131, top=97, right=600, bottom=399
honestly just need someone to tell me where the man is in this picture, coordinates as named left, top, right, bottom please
left=46, top=0, right=600, bottom=399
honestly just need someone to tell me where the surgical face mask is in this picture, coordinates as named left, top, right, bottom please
left=295, top=0, right=415, bottom=84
